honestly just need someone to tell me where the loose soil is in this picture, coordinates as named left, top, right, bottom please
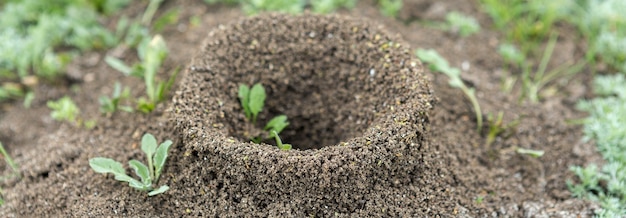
left=0, top=0, right=602, bottom=217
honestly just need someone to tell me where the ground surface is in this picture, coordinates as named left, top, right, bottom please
left=0, top=0, right=602, bottom=217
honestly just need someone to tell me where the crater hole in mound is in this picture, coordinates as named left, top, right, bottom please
left=232, top=53, right=382, bottom=151
left=200, top=16, right=405, bottom=151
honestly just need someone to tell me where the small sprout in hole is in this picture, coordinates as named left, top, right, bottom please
left=89, top=133, right=172, bottom=196
left=238, top=83, right=266, bottom=124
left=271, top=130, right=292, bottom=150
left=238, top=83, right=291, bottom=149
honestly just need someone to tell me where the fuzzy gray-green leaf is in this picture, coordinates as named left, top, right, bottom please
left=141, top=133, right=158, bottom=157
left=148, top=185, right=169, bottom=196
left=129, top=159, right=151, bottom=185
left=89, top=157, right=135, bottom=183
left=153, top=140, right=172, bottom=181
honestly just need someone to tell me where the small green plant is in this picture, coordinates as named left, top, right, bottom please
left=498, top=34, right=585, bottom=103
left=238, top=83, right=291, bottom=149
left=444, top=11, right=481, bottom=37
left=485, top=111, right=519, bottom=146
left=106, top=35, right=178, bottom=113
left=271, top=130, right=292, bottom=150
left=568, top=74, right=626, bottom=217
left=47, top=96, right=80, bottom=124
left=89, top=133, right=172, bottom=196
left=242, top=0, right=305, bottom=15
left=0, top=0, right=129, bottom=104
left=479, top=0, right=560, bottom=54
left=238, top=83, right=266, bottom=124
left=99, top=82, right=133, bottom=115
left=310, top=0, right=356, bottom=14
left=0, top=141, right=21, bottom=206
left=416, top=49, right=483, bottom=133
left=377, top=0, right=402, bottom=18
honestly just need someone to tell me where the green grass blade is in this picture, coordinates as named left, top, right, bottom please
left=105, top=56, right=132, bottom=75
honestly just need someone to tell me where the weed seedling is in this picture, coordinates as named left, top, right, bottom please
left=238, top=83, right=266, bottom=124
left=0, top=141, right=21, bottom=206
left=89, top=133, right=172, bottom=196
left=485, top=111, right=519, bottom=147
left=377, top=0, right=402, bottom=18
left=416, top=48, right=483, bottom=133
left=445, top=11, right=481, bottom=37
left=106, top=35, right=178, bottom=113
left=99, top=82, right=133, bottom=115
left=499, top=34, right=585, bottom=103
left=271, top=130, right=292, bottom=150
left=47, top=96, right=80, bottom=125
left=238, top=83, right=291, bottom=150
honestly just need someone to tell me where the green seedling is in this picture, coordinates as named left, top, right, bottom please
left=241, top=0, right=305, bottom=15
left=445, top=11, right=481, bottom=37
left=515, top=148, right=544, bottom=158
left=238, top=83, right=266, bottom=124
left=107, top=35, right=178, bottom=113
left=569, top=74, right=626, bottom=216
left=0, top=141, right=20, bottom=180
left=378, top=0, right=402, bottom=18
left=89, top=133, right=172, bottom=196
left=0, top=141, right=21, bottom=206
left=480, top=0, right=560, bottom=55
left=0, top=0, right=127, bottom=103
left=47, top=96, right=80, bottom=125
left=485, top=111, right=520, bottom=147
left=499, top=34, right=585, bottom=103
left=152, top=8, right=180, bottom=33
left=99, top=82, right=133, bottom=115
left=238, top=83, right=291, bottom=149
left=416, top=48, right=483, bottom=133
left=271, top=130, right=292, bottom=150
left=311, top=0, right=356, bottom=14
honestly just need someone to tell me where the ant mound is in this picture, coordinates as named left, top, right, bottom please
left=171, top=14, right=451, bottom=216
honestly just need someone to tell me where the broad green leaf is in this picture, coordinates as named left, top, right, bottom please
left=129, top=160, right=151, bottom=185
left=89, top=157, right=135, bottom=183
left=89, top=157, right=125, bottom=175
left=142, top=133, right=158, bottom=157
left=249, top=83, right=266, bottom=122
left=238, top=84, right=251, bottom=119
left=264, top=115, right=289, bottom=134
left=148, top=185, right=169, bottom=196
left=105, top=56, right=132, bottom=75
left=153, top=140, right=172, bottom=181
